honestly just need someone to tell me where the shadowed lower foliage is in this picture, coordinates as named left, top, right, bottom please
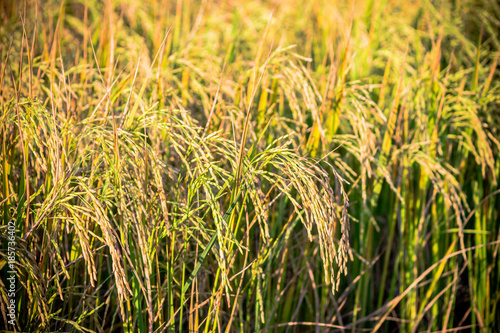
left=0, top=0, right=499, bottom=332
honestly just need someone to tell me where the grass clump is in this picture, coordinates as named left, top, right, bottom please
left=0, top=0, right=499, bottom=332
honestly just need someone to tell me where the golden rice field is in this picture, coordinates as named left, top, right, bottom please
left=0, top=0, right=499, bottom=331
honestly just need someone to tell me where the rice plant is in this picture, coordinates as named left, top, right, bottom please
left=0, top=0, right=499, bottom=332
